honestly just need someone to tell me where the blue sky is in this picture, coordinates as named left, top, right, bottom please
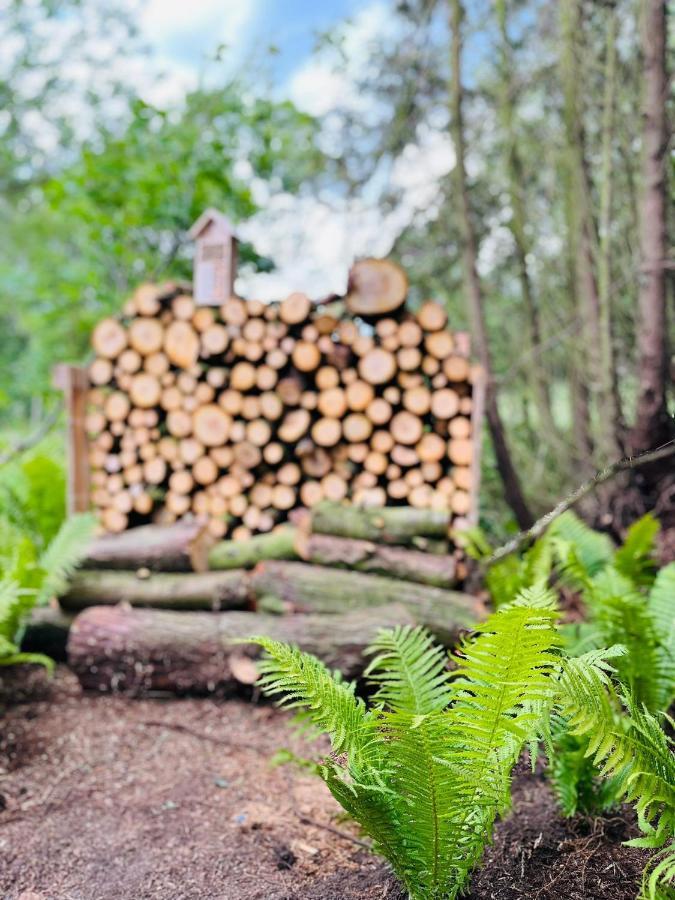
left=137, top=0, right=368, bottom=99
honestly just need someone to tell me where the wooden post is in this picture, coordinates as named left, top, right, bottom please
left=53, top=364, right=89, bottom=514
left=468, top=363, right=486, bottom=527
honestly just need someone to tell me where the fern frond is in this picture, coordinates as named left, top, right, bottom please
left=558, top=659, right=675, bottom=849
left=584, top=566, right=666, bottom=710
left=249, top=636, right=380, bottom=771
left=614, top=514, right=660, bottom=586
left=648, top=564, right=675, bottom=710
left=0, top=578, right=32, bottom=645
left=437, top=591, right=562, bottom=894
left=36, top=512, right=96, bottom=606
left=639, top=842, right=675, bottom=900
left=547, top=511, right=615, bottom=576
left=0, top=578, right=53, bottom=670
left=365, top=625, right=453, bottom=715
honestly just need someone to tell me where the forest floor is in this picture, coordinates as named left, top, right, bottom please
left=0, top=667, right=648, bottom=900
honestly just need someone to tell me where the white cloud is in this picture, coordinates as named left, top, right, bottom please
left=288, top=1, right=392, bottom=117
left=136, top=0, right=258, bottom=105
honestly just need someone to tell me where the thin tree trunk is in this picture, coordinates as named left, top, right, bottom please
left=631, top=0, right=672, bottom=454
left=494, top=0, right=559, bottom=443
left=560, top=0, right=621, bottom=465
left=596, top=5, right=624, bottom=459
left=449, top=0, right=533, bottom=529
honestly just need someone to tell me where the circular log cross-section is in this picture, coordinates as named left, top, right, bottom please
left=346, top=258, right=408, bottom=317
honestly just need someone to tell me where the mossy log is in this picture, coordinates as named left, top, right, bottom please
left=67, top=602, right=417, bottom=694
left=310, top=502, right=450, bottom=544
left=60, top=570, right=251, bottom=612
left=249, top=561, right=483, bottom=643
left=208, top=527, right=298, bottom=570
left=295, top=531, right=458, bottom=588
left=83, top=521, right=213, bottom=572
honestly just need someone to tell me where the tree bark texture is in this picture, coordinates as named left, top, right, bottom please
left=83, top=521, right=213, bottom=573
left=310, top=501, right=450, bottom=544
left=295, top=531, right=457, bottom=588
left=60, top=570, right=251, bottom=612
left=631, top=0, right=672, bottom=455
left=249, top=560, right=484, bottom=643
left=449, top=0, right=533, bottom=528
left=67, top=603, right=418, bottom=694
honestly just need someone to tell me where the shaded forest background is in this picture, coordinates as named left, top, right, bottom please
left=0, top=0, right=672, bottom=537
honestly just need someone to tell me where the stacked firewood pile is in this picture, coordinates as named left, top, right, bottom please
left=85, top=259, right=482, bottom=539
left=54, top=511, right=486, bottom=695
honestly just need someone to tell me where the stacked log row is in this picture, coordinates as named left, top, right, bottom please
left=57, top=515, right=485, bottom=694
left=84, top=259, right=482, bottom=540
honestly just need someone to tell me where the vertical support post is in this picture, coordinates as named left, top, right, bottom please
left=467, top=363, right=486, bottom=528
left=53, top=364, right=90, bottom=514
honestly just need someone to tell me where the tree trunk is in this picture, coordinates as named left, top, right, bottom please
left=83, top=521, right=213, bottom=573
left=596, top=5, right=624, bottom=457
left=310, top=501, right=450, bottom=544
left=67, top=603, right=418, bottom=694
left=250, top=561, right=484, bottom=643
left=631, top=0, right=672, bottom=456
left=560, top=0, right=622, bottom=465
left=60, top=570, right=251, bottom=611
left=295, top=531, right=458, bottom=588
left=208, top=528, right=299, bottom=570
left=494, top=0, right=559, bottom=443
left=449, top=0, right=533, bottom=529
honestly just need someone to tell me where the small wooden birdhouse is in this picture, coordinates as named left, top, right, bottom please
left=189, top=209, right=237, bottom=306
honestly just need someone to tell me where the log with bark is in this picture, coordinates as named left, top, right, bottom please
left=249, top=561, right=483, bottom=643
left=83, top=520, right=213, bottom=572
left=60, top=570, right=251, bottom=611
left=309, top=502, right=450, bottom=544
left=208, top=527, right=299, bottom=569
left=294, top=531, right=457, bottom=588
left=67, top=602, right=418, bottom=693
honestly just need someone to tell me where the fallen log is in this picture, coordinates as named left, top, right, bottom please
left=60, top=570, right=251, bottom=612
left=249, top=561, right=483, bottom=643
left=67, top=603, right=417, bottom=694
left=310, top=502, right=450, bottom=544
left=295, top=531, right=457, bottom=588
left=208, top=527, right=298, bottom=570
left=83, top=521, right=213, bottom=572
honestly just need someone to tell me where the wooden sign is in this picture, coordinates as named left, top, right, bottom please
left=189, top=209, right=237, bottom=306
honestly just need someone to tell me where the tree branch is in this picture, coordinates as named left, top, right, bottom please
left=0, top=403, right=62, bottom=468
left=483, top=442, right=675, bottom=566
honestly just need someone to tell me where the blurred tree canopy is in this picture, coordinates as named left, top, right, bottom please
left=0, top=0, right=671, bottom=534
left=0, top=1, right=320, bottom=415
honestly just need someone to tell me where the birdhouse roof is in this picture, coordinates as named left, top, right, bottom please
left=188, top=208, right=236, bottom=240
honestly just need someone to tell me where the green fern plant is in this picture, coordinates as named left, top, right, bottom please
left=468, top=512, right=674, bottom=818
left=252, top=588, right=565, bottom=899
left=0, top=513, right=95, bottom=668
left=554, top=655, right=675, bottom=897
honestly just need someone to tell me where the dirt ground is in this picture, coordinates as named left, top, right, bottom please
left=0, top=667, right=648, bottom=900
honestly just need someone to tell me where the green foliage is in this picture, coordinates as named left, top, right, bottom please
left=0, top=578, right=53, bottom=670
left=0, top=449, right=94, bottom=668
left=1, top=81, right=321, bottom=412
left=473, top=511, right=673, bottom=824
left=253, top=588, right=564, bottom=899
left=0, top=455, right=66, bottom=550
left=555, top=661, right=675, bottom=894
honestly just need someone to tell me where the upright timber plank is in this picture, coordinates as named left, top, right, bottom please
left=53, top=364, right=90, bottom=514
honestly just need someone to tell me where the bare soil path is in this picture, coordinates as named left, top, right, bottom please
left=0, top=668, right=647, bottom=900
